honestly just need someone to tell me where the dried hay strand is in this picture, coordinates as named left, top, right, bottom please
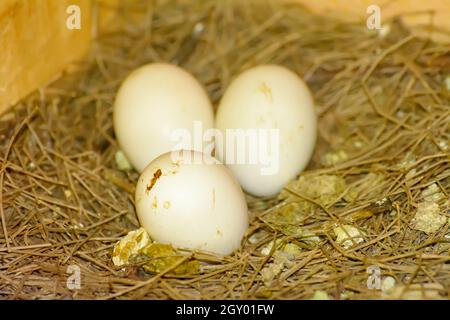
left=0, top=0, right=449, bottom=300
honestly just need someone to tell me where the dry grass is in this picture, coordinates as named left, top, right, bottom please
left=0, top=0, right=449, bottom=300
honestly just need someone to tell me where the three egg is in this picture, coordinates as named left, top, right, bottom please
left=113, top=62, right=317, bottom=255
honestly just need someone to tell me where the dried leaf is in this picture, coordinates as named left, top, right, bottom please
left=333, top=225, right=364, bottom=249
left=112, top=228, right=151, bottom=267
left=411, top=202, right=446, bottom=234
left=139, top=243, right=200, bottom=275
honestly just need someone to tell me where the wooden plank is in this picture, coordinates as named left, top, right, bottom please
left=0, top=0, right=92, bottom=114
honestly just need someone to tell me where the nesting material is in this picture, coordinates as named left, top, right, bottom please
left=280, top=174, right=347, bottom=207
left=382, top=283, right=446, bottom=300
left=139, top=243, right=200, bottom=275
left=260, top=241, right=301, bottom=285
left=113, top=228, right=200, bottom=275
left=421, top=183, right=446, bottom=203
left=321, top=149, right=349, bottom=166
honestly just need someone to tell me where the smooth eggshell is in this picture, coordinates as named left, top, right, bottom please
left=135, top=150, right=249, bottom=256
left=215, top=65, right=317, bottom=197
left=114, top=63, right=214, bottom=172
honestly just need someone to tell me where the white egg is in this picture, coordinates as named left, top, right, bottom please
left=114, top=63, right=214, bottom=172
left=215, top=65, right=317, bottom=197
left=135, top=150, right=249, bottom=256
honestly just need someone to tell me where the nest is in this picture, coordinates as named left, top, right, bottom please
left=0, top=0, right=449, bottom=300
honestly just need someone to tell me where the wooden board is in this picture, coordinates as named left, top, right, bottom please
left=0, top=0, right=91, bottom=114
left=0, top=0, right=449, bottom=115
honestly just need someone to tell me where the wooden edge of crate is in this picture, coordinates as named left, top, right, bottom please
left=0, top=0, right=449, bottom=115
left=0, top=0, right=119, bottom=115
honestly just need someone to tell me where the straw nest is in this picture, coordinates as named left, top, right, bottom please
left=0, top=0, right=449, bottom=300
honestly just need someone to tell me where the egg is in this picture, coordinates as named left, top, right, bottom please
left=215, top=65, right=317, bottom=197
left=135, top=150, right=249, bottom=256
left=114, top=63, right=214, bottom=172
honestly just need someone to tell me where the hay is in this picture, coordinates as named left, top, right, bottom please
left=0, top=0, right=449, bottom=300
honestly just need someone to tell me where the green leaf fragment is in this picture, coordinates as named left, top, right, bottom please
left=321, top=149, right=348, bottom=166
left=139, top=243, right=200, bottom=275
left=115, top=150, right=133, bottom=171
left=333, top=224, right=364, bottom=249
left=311, top=290, right=331, bottom=300
left=279, top=174, right=347, bottom=207
left=411, top=202, right=447, bottom=234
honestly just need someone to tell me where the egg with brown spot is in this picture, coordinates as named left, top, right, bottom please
left=135, top=150, right=249, bottom=256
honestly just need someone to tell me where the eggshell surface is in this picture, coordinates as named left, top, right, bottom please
left=215, top=65, right=317, bottom=197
